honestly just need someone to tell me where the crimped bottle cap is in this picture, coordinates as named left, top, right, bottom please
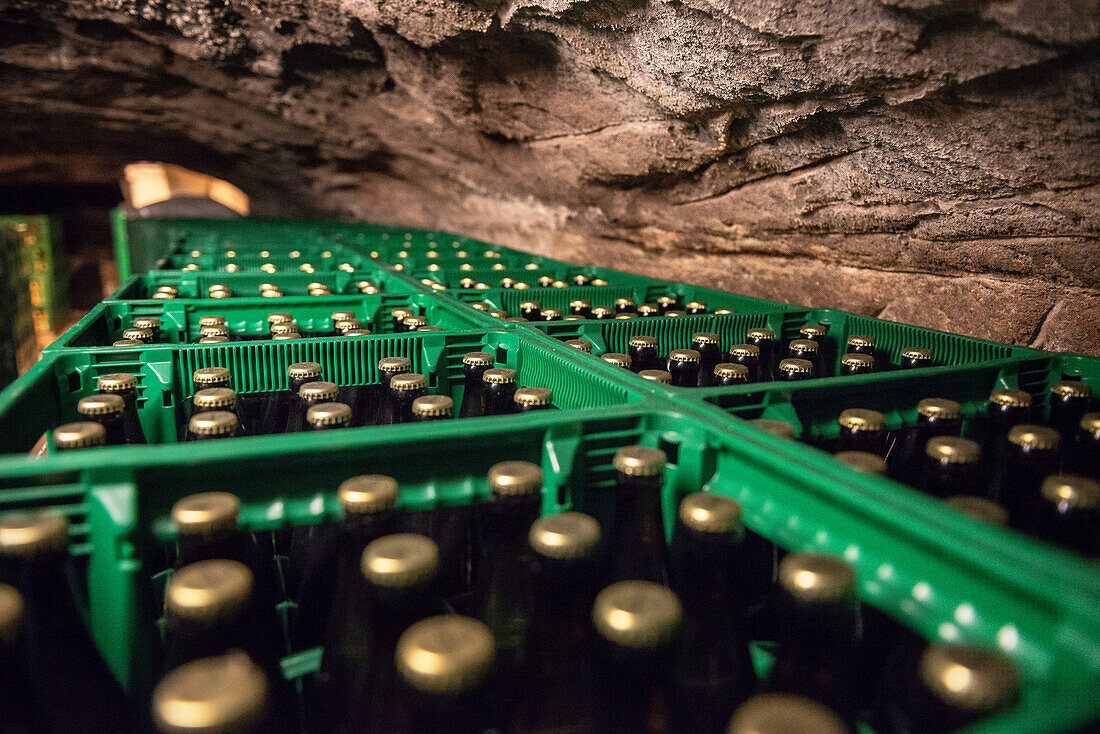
left=188, top=411, right=238, bottom=437
left=156, top=285, right=180, bottom=295
left=591, top=306, right=614, bottom=318
left=152, top=651, right=268, bottom=734
left=520, top=301, right=542, bottom=311
left=919, top=644, right=1020, bottom=712
left=151, top=292, right=175, bottom=300
left=402, top=316, right=428, bottom=329
left=799, top=324, right=827, bottom=338
left=591, top=278, right=608, bottom=286
left=1007, top=424, right=1060, bottom=451
left=193, top=387, right=238, bottom=411
left=266, top=312, right=293, bottom=325
left=834, top=451, right=887, bottom=475
left=269, top=322, right=299, bottom=337
left=297, top=381, right=338, bottom=402
left=488, top=461, right=543, bottom=497
left=396, top=616, right=496, bottom=696
left=668, top=349, right=701, bottom=364
left=1041, top=474, right=1100, bottom=510
left=778, top=553, right=855, bottom=603
left=287, top=362, right=323, bottom=381
left=838, top=408, right=885, bottom=432
left=0, top=584, right=22, bottom=647
left=615, top=298, right=635, bottom=308
left=77, top=393, right=125, bottom=417
left=540, top=308, right=564, bottom=320
left=727, top=693, right=848, bottom=734
left=1051, top=381, right=1092, bottom=399
left=902, top=347, right=933, bottom=360
left=500, top=277, right=515, bottom=287
left=172, top=492, right=240, bottom=535
left=714, top=363, right=749, bottom=380
left=339, top=475, right=399, bottom=514
left=714, top=308, right=735, bottom=315
left=412, top=395, right=454, bottom=417
left=685, top=301, right=707, bottom=311
left=389, top=373, right=427, bottom=392
left=613, top=445, right=666, bottom=476
left=97, top=372, right=138, bottom=393
left=306, top=402, right=352, bottom=427
left=569, top=299, right=591, bottom=309
left=330, top=310, right=356, bottom=323
left=945, top=496, right=1009, bottom=526
left=379, top=356, right=413, bottom=374
left=753, top=419, right=795, bottom=439
left=788, top=339, right=819, bottom=354
left=917, top=398, right=961, bottom=419
left=1081, top=413, right=1100, bottom=439
left=778, top=358, right=813, bottom=375
left=54, top=421, right=107, bottom=450
left=841, top=353, right=875, bottom=368
left=270, top=334, right=300, bottom=341
left=628, top=335, right=658, bottom=349
left=514, top=387, right=552, bottom=407
left=459, top=278, right=476, bottom=288
left=343, top=329, right=373, bottom=336
left=655, top=296, right=676, bottom=307
left=122, top=327, right=154, bottom=342
left=601, top=353, right=632, bottom=368
left=639, top=369, right=672, bottom=383
left=0, top=512, right=69, bottom=557
left=747, top=328, right=775, bottom=341
left=729, top=344, right=760, bottom=358
left=462, top=351, right=494, bottom=367
left=529, top=512, right=600, bottom=560
left=614, top=313, right=639, bottom=320
left=133, top=316, right=162, bottom=331
left=592, top=581, right=682, bottom=649
left=846, top=335, right=875, bottom=348
left=482, top=368, right=517, bottom=385
left=200, top=325, right=230, bottom=338
left=691, top=332, right=721, bottom=346
left=665, top=310, right=687, bottom=318
left=113, top=338, right=143, bottom=346
left=361, top=533, right=439, bottom=588
left=565, top=339, right=593, bottom=352
left=167, top=560, right=253, bottom=623
left=989, top=389, right=1032, bottom=408
left=679, top=493, right=742, bottom=534
left=637, top=304, right=660, bottom=316
left=391, top=308, right=415, bottom=321
left=925, top=436, right=982, bottom=464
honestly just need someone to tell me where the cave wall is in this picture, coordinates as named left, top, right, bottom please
left=1, top=0, right=1097, bottom=353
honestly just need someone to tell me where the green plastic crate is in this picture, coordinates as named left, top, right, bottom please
left=110, top=269, right=406, bottom=300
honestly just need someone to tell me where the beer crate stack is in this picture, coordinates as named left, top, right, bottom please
left=0, top=212, right=1097, bottom=733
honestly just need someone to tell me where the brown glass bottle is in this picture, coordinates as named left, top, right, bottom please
left=458, top=351, right=494, bottom=419
left=899, top=347, right=933, bottom=370
left=668, top=349, right=701, bottom=388
left=76, top=394, right=127, bottom=446
left=691, top=333, right=722, bottom=387
left=747, top=329, right=776, bottom=382
left=629, top=335, right=660, bottom=373
left=922, top=436, right=983, bottom=498
left=729, top=693, right=849, bottom=734
left=483, top=367, right=517, bottom=416
left=52, top=421, right=106, bottom=452
left=778, top=358, right=814, bottom=382
left=369, top=356, right=413, bottom=425
left=995, top=425, right=1061, bottom=523
left=714, top=362, right=750, bottom=387
left=1074, top=412, right=1100, bottom=479
left=726, top=344, right=761, bottom=383
left=513, top=386, right=554, bottom=412
left=787, top=340, right=822, bottom=379
left=412, top=394, right=454, bottom=421
left=305, top=402, right=352, bottom=431
left=1026, top=474, right=1100, bottom=555
left=840, top=353, right=875, bottom=377
left=97, top=373, right=148, bottom=444
left=152, top=652, right=270, bottom=734
left=889, top=398, right=962, bottom=485
left=1048, top=381, right=1093, bottom=443
left=608, top=446, right=670, bottom=585
left=837, top=408, right=886, bottom=456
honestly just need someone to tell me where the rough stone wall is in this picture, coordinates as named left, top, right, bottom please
left=1, top=0, right=1097, bottom=353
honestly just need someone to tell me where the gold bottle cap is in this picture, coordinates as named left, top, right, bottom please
left=343, top=328, right=372, bottom=336
left=637, top=304, right=660, bottom=316
left=691, top=332, right=721, bottom=346
left=613, top=445, right=667, bottom=476
left=208, top=284, right=231, bottom=293
left=260, top=289, right=284, bottom=298
left=156, top=285, right=180, bottom=295
left=847, top=335, right=875, bottom=348
left=1007, top=424, right=1060, bottom=451
left=122, top=327, right=154, bottom=342
left=362, top=284, right=381, bottom=294
left=926, top=436, right=982, bottom=464
left=592, top=580, right=682, bottom=649
left=592, top=278, right=609, bottom=286
left=0, top=512, right=69, bottom=557
left=167, top=560, right=253, bottom=623
left=514, top=387, right=553, bottom=407
left=270, top=334, right=300, bottom=341
left=338, top=475, right=399, bottom=514
left=488, top=461, right=543, bottom=497
left=536, top=276, right=553, bottom=286
left=299, top=380, right=340, bottom=401
left=529, top=512, right=601, bottom=560
left=396, top=615, right=496, bottom=696
left=307, top=282, right=327, bottom=291
left=520, top=301, right=543, bottom=311
left=639, top=369, right=672, bottom=383
left=361, top=533, right=439, bottom=588
left=1080, top=412, right=1100, bottom=439
left=569, top=299, right=591, bottom=309
left=902, top=347, right=933, bottom=360
left=563, top=316, right=585, bottom=322
left=918, top=398, right=961, bottom=420
left=778, top=358, right=813, bottom=375
left=193, top=387, right=238, bottom=411
left=391, top=308, right=415, bottom=321
left=565, top=339, right=593, bottom=352
left=470, top=303, right=491, bottom=313
left=1041, top=474, right=1100, bottom=510
left=834, top=451, right=887, bottom=475
left=540, top=308, right=564, bottom=320
left=151, top=292, right=175, bottom=300
left=799, top=324, right=827, bottom=338
left=615, top=312, right=639, bottom=320
left=788, top=339, right=819, bottom=354
left=668, top=349, right=701, bottom=364
left=838, top=408, right=885, bottom=432
left=77, top=393, right=125, bottom=417
left=727, top=693, right=848, bottom=734
left=412, top=395, right=454, bottom=417
left=287, top=362, right=323, bottom=381
left=729, top=344, right=760, bottom=358
left=685, top=301, right=707, bottom=311
left=113, top=338, right=144, bottom=346
left=945, top=496, right=1009, bottom=526
left=714, top=308, right=735, bottom=315
left=841, top=353, right=875, bottom=368
left=379, top=356, right=413, bottom=374
left=152, top=651, right=269, bottom=734
left=265, top=312, right=293, bottom=325
left=192, top=367, right=232, bottom=386
left=628, top=335, right=658, bottom=349
left=133, top=316, right=162, bottom=331
left=664, top=310, right=687, bottom=318
left=200, top=325, right=231, bottom=338
left=269, top=322, right=299, bottom=336
left=615, top=298, right=635, bottom=308
left=989, top=389, right=1032, bottom=408
left=403, top=316, right=429, bottom=329
left=778, top=553, right=856, bottom=603
left=306, top=402, right=352, bottom=427
left=753, top=419, right=795, bottom=439
left=54, top=421, right=107, bottom=450
left=591, top=306, right=614, bottom=318
left=172, top=492, right=240, bottom=535
left=330, top=310, right=356, bottom=323
left=459, top=278, right=476, bottom=288
left=97, top=372, right=138, bottom=393
left=655, top=296, right=676, bottom=306
left=462, top=352, right=494, bottom=368
left=483, top=367, right=517, bottom=385
left=601, top=353, right=632, bottom=369
left=0, top=584, right=22, bottom=647
left=747, top=328, right=775, bottom=341
left=1051, top=380, right=1092, bottom=399
left=188, top=411, right=238, bottom=437
left=714, top=363, right=749, bottom=380
left=389, top=373, right=428, bottom=392
left=679, top=493, right=742, bottom=534
left=500, top=277, right=515, bottom=286
left=919, top=644, right=1020, bottom=712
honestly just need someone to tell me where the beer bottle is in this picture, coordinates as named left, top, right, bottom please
left=378, top=374, right=425, bottom=425
left=1027, top=474, right=1100, bottom=555
left=1074, top=413, right=1100, bottom=479
left=288, top=380, right=340, bottom=433
left=305, top=402, right=352, bottom=431
left=1048, top=381, right=1093, bottom=443
left=152, top=652, right=269, bottom=734
left=753, top=419, right=796, bottom=440
left=840, top=353, right=875, bottom=377
left=520, top=300, right=542, bottom=321
left=629, top=335, right=660, bottom=373
left=944, top=495, right=1009, bottom=526
left=835, top=450, right=888, bottom=475
left=459, top=352, right=494, bottom=419
left=331, top=309, right=356, bottom=328
left=787, top=340, right=822, bottom=379
left=922, top=436, right=983, bottom=498
left=640, top=369, right=673, bottom=384
left=615, top=297, right=636, bottom=314
left=592, top=306, right=615, bottom=320
left=537, top=276, right=554, bottom=288
left=601, top=352, right=632, bottom=370
left=342, top=328, right=373, bottom=336
left=668, top=349, right=701, bottom=387
left=714, top=363, right=750, bottom=387
left=511, top=512, right=603, bottom=733
left=412, top=394, right=454, bottom=421
left=726, top=345, right=760, bottom=383
left=52, top=421, right=106, bottom=452
left=691, top=333, right=722, bottom=387
left=267, top=312, right=293, bottom=331
left=878, top=643, right=1018, bottom=734
left=728, top=693, right=848, bottom=734
left=113, top=338, right=144, bottom=346
left=391, top=307, right=416, bottom=333
left=845, top=334, right=875, bottom=358
left=369, top=356, right=413, bottom=426
left=483, top=367, right=518, bottom=416
left=670, top=494, right=756, bottom=733
left=199, top=335, right=232, bottom=343
left=996, top=425, right=1061, bottom=522
left=197, top=325, right=233, bottom=350
left=0, top=512, right=140, bottom=732
left=514, top=386, right=554, bottom=412
left=0, top=583, right=37, bottom=730
left=685, top=300, right=707, bottom=315
left=96, top=373, right=147, bottom=444
left=899, top=346, right=933, bottom=370
left=889, top=398, right=961, bottom=485
left=260, top=362, right=323, bottom=435
left=573, top=274, right=592, bottom=287
left=537, top=307, right=562, bottom=321
left=566, top=338, right=594, bottom=353
left=394, top=615, right=497, bottom=734
left=268, top=322, right=299, bottom=340
left=592, top=580, right=683, bottom=734
left=570, top=299, right=593, bottom=318
left=746, top=329, right=776, bottom=382
left=656, top=295, right=678, bottom=315
left=986, top=389, right=1032, bottom=467
left=193, top=387, right=238, bottom=419
left=122, top=326, right=154, bottom=343
left=777, top=358, right=813, bottom=382
left=187, top=410, right=238, bottom=441
left=76, top=394, right=127, bottom=445
left=609, top=446, right=670, bottom=584
left=638, top=304, right=660, bottom=318
left=764, top=553, right=858, bottom=720
left=132, top=315, right=162, bottom=342
left=201, top=323, right=233, bottom=341
left=837, top=408, right=886, bottom=456
left=403, top=315, right=429, bottom=332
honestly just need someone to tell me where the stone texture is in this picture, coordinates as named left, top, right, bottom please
left=0, top=0, right=1097, bottom=353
